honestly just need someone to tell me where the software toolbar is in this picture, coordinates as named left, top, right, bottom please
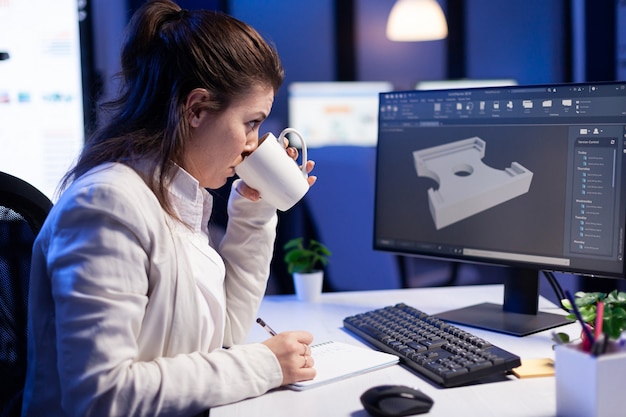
left=380, top=83, right=626, bottom=123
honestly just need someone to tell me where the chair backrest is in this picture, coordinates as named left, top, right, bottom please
left=303, top=146, right=403, bottom=291
left=0, top=172, right=52, bottom=417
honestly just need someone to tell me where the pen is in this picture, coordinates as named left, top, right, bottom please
left=594, top=300, right=604, bottom=341
left=565, top=290, right=595, bottom=351
left=591, top=301, right=606, bottom=356
left=591, top=334, right=607, bottom=356
left=256, top=317, right=277, bottom=336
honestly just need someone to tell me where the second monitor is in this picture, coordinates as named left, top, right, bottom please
left=288, top=81, right=393, bottom=147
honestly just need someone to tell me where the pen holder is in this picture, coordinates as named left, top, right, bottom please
left=555, top=343, right=626, bottom=417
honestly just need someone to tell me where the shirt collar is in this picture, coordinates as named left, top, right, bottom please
left=167, top=165, right=214, bottom=233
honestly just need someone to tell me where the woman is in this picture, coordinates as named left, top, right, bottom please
left=21, top=1, right=316, bottom=416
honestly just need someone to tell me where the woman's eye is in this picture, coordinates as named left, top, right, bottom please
left=248, top=120, right=260, bottom=130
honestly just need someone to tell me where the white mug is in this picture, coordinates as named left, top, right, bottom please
left=235, top=128, right=309, bottom=211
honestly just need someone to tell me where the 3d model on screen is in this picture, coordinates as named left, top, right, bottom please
left=413, top=137, right=533, bottom=230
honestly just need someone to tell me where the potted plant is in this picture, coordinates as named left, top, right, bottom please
left=553, top=290, right=626, bottom=346
left=283, top=237, right=331, bottom=302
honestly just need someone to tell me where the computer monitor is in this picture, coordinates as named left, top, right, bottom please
left=374, top=81, right=626, bottom=336
left=288, top=81, right=394, bottom=147
left=0, top=0, right=90, bottom=201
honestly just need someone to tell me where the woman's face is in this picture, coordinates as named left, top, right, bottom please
left=182, top=84, right=274, bottom=189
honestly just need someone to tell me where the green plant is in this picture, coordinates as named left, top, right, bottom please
left=559, top=290, right=626, bottom=341
left=283, top=237, right=331, bottom=274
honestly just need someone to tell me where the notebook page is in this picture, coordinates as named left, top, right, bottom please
left=287, top=341, right=399, bottom=391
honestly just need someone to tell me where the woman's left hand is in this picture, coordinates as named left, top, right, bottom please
left=286, top=145, right=316, bottom=187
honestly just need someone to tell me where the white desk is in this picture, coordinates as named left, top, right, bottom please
left=212, top=285, right=579, bottom=417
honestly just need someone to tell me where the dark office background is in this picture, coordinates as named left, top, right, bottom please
left=94, top=0, right=623, bottom=136
left=87, top=0, right=625, bottom=295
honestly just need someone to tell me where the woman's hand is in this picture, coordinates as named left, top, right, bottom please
left=285, top=145, right=317, bottom=187
left=262, top=331, right=316, bottom=385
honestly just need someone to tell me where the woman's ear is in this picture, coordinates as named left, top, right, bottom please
left=185, top=88, right=210, bottom=127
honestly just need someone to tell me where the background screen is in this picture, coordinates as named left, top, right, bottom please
left=0, top=0, right=86, bottom=201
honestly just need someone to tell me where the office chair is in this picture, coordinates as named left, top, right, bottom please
left=303, top=146, right=404, bottom=291
left=0, top=172, right=53, bottom=417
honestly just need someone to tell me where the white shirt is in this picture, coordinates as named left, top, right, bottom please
left=22, top=162, right=283, bottom=417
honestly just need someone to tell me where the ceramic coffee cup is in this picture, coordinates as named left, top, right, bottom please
left=235, top=128, right=309, bottom=211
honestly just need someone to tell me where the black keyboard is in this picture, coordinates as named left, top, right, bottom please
left=343, top=303, right=521, bottom=388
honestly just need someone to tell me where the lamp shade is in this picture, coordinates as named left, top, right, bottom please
left=386, top=0, right=448, bottom=41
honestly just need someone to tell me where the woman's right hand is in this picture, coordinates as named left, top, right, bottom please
left=262, top=331, right=316, bottom=385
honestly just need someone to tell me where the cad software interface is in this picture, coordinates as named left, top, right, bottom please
left=374, top=82, right=626, bottom=277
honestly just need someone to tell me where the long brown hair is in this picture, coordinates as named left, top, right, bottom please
left=62, top=0, right=284, bottom=215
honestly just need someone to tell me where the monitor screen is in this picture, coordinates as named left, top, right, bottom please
left=0, top=0, right=88, bottom=201
left=375, top=81, right=626, bottom=335
left=288, top=81, right=393, bottom=147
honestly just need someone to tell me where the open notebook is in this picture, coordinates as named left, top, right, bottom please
left=287, top=341, right=399, bottom=391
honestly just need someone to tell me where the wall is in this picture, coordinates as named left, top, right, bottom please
left=229, top=0, right=335, bottom=134
left=91, top=0, right=128, bottom=106
left=616, top=0, right=626, bottom=80
left=465, top=0, right=566, bottom=84
left=91, top=0, right=577, bottom=129
left=355, top=0, right=447, bottom=90
left=355, top=0, right=567, bottom=90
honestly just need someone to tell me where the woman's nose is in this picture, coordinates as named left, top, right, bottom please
left=242, top=133, right=264, bottom=158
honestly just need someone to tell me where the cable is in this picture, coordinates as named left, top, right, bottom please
left=542, top=270, right=570, bottom=313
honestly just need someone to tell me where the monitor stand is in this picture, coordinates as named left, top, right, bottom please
left=435, top=268, right=572, bottom=337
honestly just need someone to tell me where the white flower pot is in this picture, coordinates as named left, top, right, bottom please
left=293, top=271, right=323, bottom=302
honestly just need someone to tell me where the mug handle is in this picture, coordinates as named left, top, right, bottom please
left=278, top=128, right=308, bottom=178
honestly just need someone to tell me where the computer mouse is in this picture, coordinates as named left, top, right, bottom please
left=360, top=385, right=434, bottom=417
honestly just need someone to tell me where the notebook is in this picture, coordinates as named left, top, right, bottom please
left=287, top=340, right=399, bottom=391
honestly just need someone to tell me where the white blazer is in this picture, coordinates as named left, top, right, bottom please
left=22, top=162, right=283, bottom=416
